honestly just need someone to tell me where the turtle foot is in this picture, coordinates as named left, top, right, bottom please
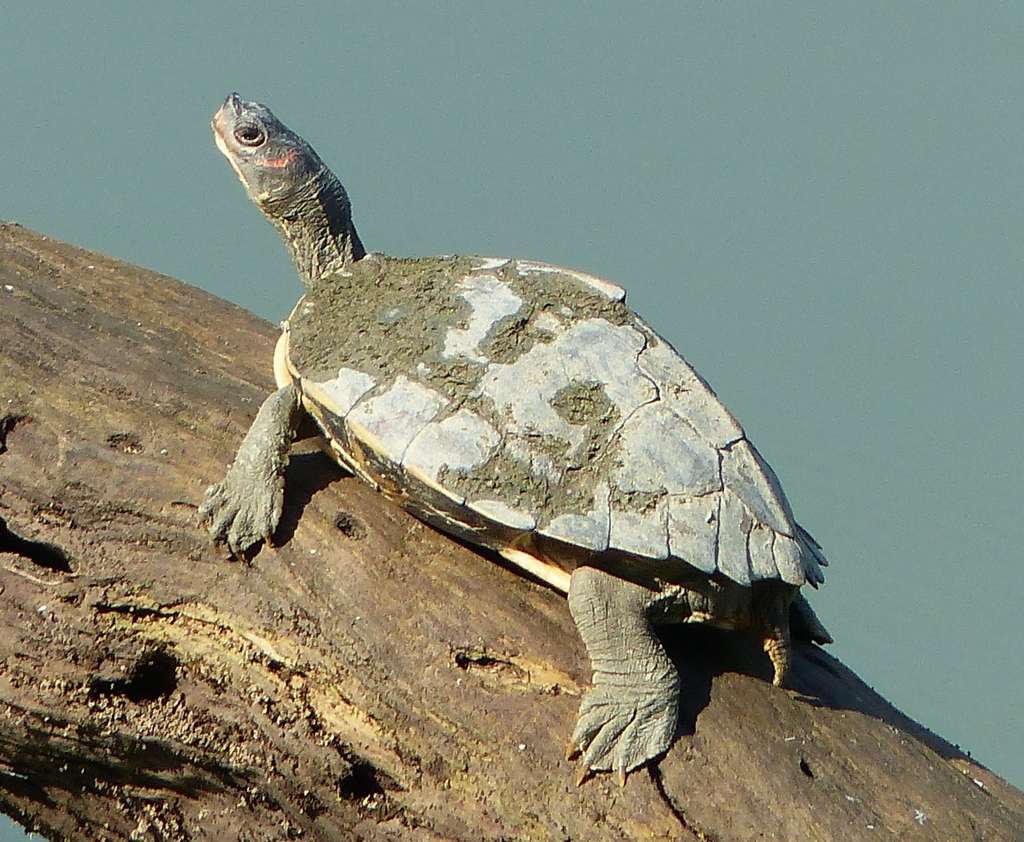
left=200, top=471, right=283, bottom=557
left=566, top=680, right=678, bottom=784
left=200, top=384, right=301, bottom=557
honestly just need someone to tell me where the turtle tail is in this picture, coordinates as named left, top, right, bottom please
left=789, top=592, right=833, bottom=645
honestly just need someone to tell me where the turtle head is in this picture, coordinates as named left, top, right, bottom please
left=213, top=93, right=365, bottom=285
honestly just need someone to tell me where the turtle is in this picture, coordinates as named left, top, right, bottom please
left=200, top=93, right=833, bottom=784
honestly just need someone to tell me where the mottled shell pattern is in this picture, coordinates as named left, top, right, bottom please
left=280, top=253, right=827, bottom=588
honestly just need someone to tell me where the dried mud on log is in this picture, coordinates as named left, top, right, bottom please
left=0, top=220, right=1021, bottom=841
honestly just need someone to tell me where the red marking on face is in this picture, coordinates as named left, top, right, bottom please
left=262, top=149, right=298, bottom=168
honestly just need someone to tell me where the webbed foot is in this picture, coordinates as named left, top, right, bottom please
left=200, top=384, right=301, bottom=556
left=567, top=566, right=681, bottom=784
left=566, top=675, right=679, bottom=784
left=200, top=470, right=284, bottom=556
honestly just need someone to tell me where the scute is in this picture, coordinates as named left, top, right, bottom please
left=747, top=523, right=778, bottom=580
left=346, top=376, right=447, bottom=462
left=612, top=403, right=720, bottom=497
left=306, top=367, right=377, bottom=415
left=443, top=273, right=523, bottom=362
left=517, top=259, right=626, bottom=302
left=477, top=318, right=655, bottom=451
left=772, top=532, right=806, bottom=585
left=541, top=483, right=611, bottom=552
left=289, top=255, right=823, bottom=588
left=609, top=495, right=670, bottom=560
left=720, top=439, right=796, bottom=537
left=667, top=495, right=720, bottom=574
left=635, top=326, right=744, bottom=449
left=402, top=407, right=500, bottom=485
left=467, top=499, right=537, bottom=531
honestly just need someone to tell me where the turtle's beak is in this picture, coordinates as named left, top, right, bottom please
left=212, top=93, right=248, bottom=143
left=212, top=95, right=248, bottom=184
left=212, top=95, right=237, bottom=143
left=214, top=92, right=244, bottom=123
left=224, top=92, right=243, bottom=114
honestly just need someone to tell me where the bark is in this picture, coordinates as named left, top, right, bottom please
left=0, top=220, right=1021, bottom=841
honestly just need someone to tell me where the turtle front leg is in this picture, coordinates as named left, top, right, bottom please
left=566, top=566, right=681, bottom=784
left=201, top=384, right=303, bottom=556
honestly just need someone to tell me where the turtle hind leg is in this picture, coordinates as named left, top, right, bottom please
left=764, top=589, right=833, bottom=686
left=566, top=566, right=681, bottom=784
left=749, top=580, right=803, bottom=687
left=763, top=627, right=791, bottom=687
left=200, top=384, right=303, bottom=556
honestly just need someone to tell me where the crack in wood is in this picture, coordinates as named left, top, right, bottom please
left=649, top=765, right=716, bottom=841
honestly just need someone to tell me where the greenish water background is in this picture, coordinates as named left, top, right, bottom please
left=1, top=3, right=1022, bottom=836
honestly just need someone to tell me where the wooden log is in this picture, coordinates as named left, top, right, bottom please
left=0, top=220, right=1021, bottom=840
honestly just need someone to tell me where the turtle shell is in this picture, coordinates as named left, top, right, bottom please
left=281, top=254, right=826, bottom=589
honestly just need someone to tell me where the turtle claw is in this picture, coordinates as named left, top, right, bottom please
left=567, top=683, right=677, bottom=785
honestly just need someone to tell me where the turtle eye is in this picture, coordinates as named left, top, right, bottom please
left=235, top=125, right=266, bottom=147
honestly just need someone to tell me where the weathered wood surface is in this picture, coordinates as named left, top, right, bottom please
left=0, top=220, right=1021, bottom=841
